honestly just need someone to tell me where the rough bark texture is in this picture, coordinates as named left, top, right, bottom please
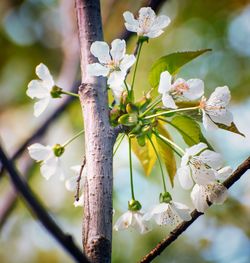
left=75, top=1, right=115, bottom=262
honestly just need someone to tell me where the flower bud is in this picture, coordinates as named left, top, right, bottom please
left=50, top=86, right=62, bottom=98
left=159, top=192, right=172, bottom=203
left=128, top=199, right=142, bottom=211
left=52, top=144, right=65, bottom=157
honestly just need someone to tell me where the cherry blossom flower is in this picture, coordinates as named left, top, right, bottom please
left=199, top=86, right=233, bottom=130
left=177, top=143, right=224, bottom=189
left=27, top=63, right=55, bottom=117
left=143, top=201, right=191, bottom=225
left=87, top=39, right=135, bottom=88
left=65, top=165, right=85, bottom=207
left=123, top=7, right=170, bottom=38
left=158, top=71, right=204, bottom=109
left=190, top=166, right=232, bottom=212
left=113, top=210, right=150, bottom=234
left=28, top=143, right=64, bottom=180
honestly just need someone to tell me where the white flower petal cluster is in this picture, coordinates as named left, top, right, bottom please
left=200, top=86, right=233, bottom=130
left=87, top=39, right=135, bottom=90
left=27, top=63, right=55, bottom=117
left=65, top=165, right=86, bottom=207
left=113, top=210, right=150, bottom=234
left=123, top=7, right=170, bottom=38
left=143, top=201, right=191, bottom=225
left=28, top=143, right=64, bottom=180
left=158, top=71, right=204, bottom=109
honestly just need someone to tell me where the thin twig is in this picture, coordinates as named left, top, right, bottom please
left=75, top=156, right=86, bottom=201
left=0, top=145, right=89, bottom=263
left=140, top=156, right=250, bottom=263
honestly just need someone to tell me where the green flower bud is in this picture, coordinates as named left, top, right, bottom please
left=159, top=192, right=172, bottom=203
left=50, top=86, right=62, bottom=98
left=52, top=144, right=65, bottom=157
left=128, top=199, right=142, bottom=211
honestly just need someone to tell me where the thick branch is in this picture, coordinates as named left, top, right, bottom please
left=0, top=145, right=89, bottom=263
left=140, top=156, right=250, bottom=263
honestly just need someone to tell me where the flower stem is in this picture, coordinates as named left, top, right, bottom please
left=131, top=41, right=143, bottom=93
left=143, top=106, right=200, bottom=120
left=140, top=95, right=162, bottom=118
left=61, top=90, right=79, bottom=98
left=62, top=130, right=84, bottom=148
left=128, top=137, right=135, bottom=200
left=153, top=131, right=185, bottom=157
left=113, top=134, right=125, bottom=157
left=147, top=135, right=167, bottom=193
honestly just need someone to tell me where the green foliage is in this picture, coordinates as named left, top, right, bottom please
left=148, top=49, right=211, bottom=88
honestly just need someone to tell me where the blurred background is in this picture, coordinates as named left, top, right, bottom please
left=0, top=0, right=250, bottom=262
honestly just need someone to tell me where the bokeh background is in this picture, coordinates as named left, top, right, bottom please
left=0, top=0, right=250, bottom=262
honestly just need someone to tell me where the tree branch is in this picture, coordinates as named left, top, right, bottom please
left=0, top=145, right=89, bottom=263
left=140, top=156, right=250, bottom=263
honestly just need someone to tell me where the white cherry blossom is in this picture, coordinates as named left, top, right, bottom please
left=123, top=7, right=170, bottom=38
left=199, top=86, right=233, bottom=130
left=143, top=201, right=191, bottom=225
left=65, top=165, right=86, bottom=207
left=87, top=39, right=135, bottom=88
left=113, top=210, right=150, bottom=234
left=158, top=71, right=204, bottom=109
left=28, top=143, right=64, bottom=180
left=177, top=143, right=224, bottom=189
left=27, top=63, right=55, bottom=117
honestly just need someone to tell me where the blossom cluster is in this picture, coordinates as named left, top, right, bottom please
left=25, top=7, right=239, bottom=235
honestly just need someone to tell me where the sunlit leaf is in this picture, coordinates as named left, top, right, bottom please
left=171, top=115, right=213, bottom=149
left=155, top=122, right=176, bottom=187
left=148, top=49, right=211, bottom=88
left=216, top=122, right=245, bottom=137
left=131, top=136, right=157, bottom=176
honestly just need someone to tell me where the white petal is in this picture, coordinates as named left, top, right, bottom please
left=192, top=164, right=216, bottom=186
left=191, top=184, right=209, bottom=212
left=113, top=211, right=132, bottom=231
left=36, top=63, right=54, bottom=87
left=34, top=98, right=50, bottom=117
left=207, top=86, right=231, bottom=107
left=151, top=15, right=171, bottom=31
left=162, top=93, right=177, bottom=109
left=185, top=142, right=208, bottom=157
left=28, top=143, right=52, bottom=161
left=171, top=202, right=192, bottom=221
left=27, top=80, right=50, bottom=99
left=74, top=194, right=84, bottom=207
left=111, top=85, right=124, bottom=103
left=184, top=79, right=204, bottom=100
left=177, top=165, right=193, bottom=189
left=202, top=110, right=218, bottom=130
left=210, top=110, right=233, bottom=126
left=55, top=158, right=65, bottom=181
left=208, top=183, right=228, bottom=204
left=110, top=39, right=126, bottom=63
left=90, top=41, right=111, bottom=64
left=149, top=203, right=169, bottom=215
left=120, top=54, right=136, bottom=72
left=198, top=150, right=223, bottom=170
left=70, top=165, right=81, bottom=174
left=132, top=212, right=151, bottom=234
left=65, top=175, right=78, bottom=192
left=40, top=157, right=57, bottom=180
left=138, top=7, right=155, bottom=24
left=123, top=11, right=139, bottom=33
left=216, top=166, right=233, bottom=180
left=145, top=30, right=164, bottom=38
left=158, top=71, right=172, bottom=94
left=108, top=71, right=126, bottom=88
left=87, top=63, right=109, bottom=77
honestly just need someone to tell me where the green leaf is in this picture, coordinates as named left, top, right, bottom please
left=148, top=49, right=211, bottom=88
left=217, top=122, right=245, bottom=137
left=131, top=136, right=157, bottom=176
left=155, top=123, right=176, bottom=187
left=171, top=115, right=213, bottom=149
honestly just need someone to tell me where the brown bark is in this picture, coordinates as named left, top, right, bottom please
left=75, top=1, right=116, bottom=262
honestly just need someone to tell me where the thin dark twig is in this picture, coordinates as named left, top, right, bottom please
left=140, top=156, right=250, bottom=263
left=75, top=156, right=86, bottom=201
left=0, top=145, right=89, bottom=263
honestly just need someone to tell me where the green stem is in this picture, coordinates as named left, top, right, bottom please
left=62, top=130, right=84, bottom=148
left=61, top=90, right=79, bottom=98
left=131, top=41, right=143, bottom=93
left=154, top=131, right=184, bottom=157
left=140, top=95, right=162, bottom=118
left=113, top=134, right=125, bottom=157
left=128, top=137, right=135, bottom=200
left=143, top=106, right=199, bottom=120
left=147, top=135, right=167, bottom=193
